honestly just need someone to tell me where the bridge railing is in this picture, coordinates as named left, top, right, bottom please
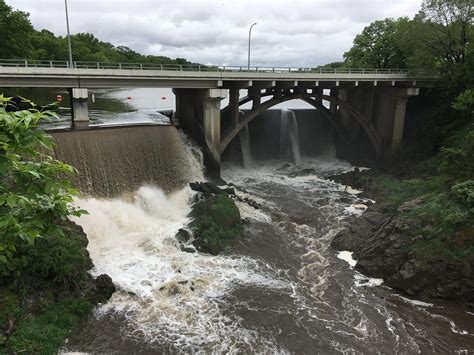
left=0, top=58, right=435, bottom=76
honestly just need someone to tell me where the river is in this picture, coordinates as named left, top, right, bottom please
left=60, top=88, right=474, bottom=354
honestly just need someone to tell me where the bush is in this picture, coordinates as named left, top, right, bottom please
left=451, top=180, right=474, bottom=208
left=189, top=195, right=242, bottom=255
left=0, top=96, right=86, bottom=280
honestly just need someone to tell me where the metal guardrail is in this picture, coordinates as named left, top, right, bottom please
left=0, top=58, right=426, bottom=75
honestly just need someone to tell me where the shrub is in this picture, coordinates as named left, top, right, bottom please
left=451, top=180, right=474, bottom=208
left=0, top=96, right=85, bottom=279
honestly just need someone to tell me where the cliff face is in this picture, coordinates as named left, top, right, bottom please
left=330, top=170, right=474, bottom=307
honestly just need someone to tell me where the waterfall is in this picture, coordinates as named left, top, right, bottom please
left=279, top=109, right=302, bottom=165
left=239, top=124, right=253, bottom=168
left=50, top=125, right=198, bottom=197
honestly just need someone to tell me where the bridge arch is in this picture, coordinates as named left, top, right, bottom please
left=220, top=91, right=382, bottom=157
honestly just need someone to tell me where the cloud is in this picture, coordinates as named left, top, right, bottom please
left=8, top=0, right=422, bottom=66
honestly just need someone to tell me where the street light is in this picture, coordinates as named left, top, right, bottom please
left=64, top=0, right=73, bottom=68
left=248, top=22, right=257, bottom=71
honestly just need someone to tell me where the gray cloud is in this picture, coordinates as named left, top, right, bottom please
left=9, top=0, right=422, bottom=67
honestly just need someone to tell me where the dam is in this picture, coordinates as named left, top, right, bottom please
left=14, top=87, right=466, bottom=353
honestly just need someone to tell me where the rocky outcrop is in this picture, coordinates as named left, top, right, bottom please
left=178, top=182, right=243, bottom=255
left=332, top=197, right=474, bottom=305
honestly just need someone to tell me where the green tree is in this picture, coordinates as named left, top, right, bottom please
left=0, top=96, right=84, bottom=277
left=410, top=0, right=474, bottom=87
left=0, top=0, right=34, bottom=58
left=343, top=18, right=410, bottom=68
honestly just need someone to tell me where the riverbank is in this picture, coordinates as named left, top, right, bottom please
left=330, top=165, right=474, bottom=308
left=0, top=221, right=115, bottom=354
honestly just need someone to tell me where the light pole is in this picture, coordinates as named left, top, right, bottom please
left=64, top=0, right=73, bottom=68
left=247, top=22, right=257, bottom=71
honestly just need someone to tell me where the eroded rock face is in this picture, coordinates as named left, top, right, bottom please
left=331, top=203, right=474, bottom=304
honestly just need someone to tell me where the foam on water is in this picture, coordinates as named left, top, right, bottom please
left=72, top=186, right=288, bottom=352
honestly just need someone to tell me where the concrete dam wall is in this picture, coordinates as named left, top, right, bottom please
left=50, top=125, right=196, bottom=197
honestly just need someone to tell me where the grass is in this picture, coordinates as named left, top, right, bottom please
left=0, top=290, right=93, bottom=355
left=366, top=171, right=473, bottom=266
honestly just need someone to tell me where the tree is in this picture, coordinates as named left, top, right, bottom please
left=343, top=18, right=410, bottom=68
left=412, top=0, right=474, bottom=88
left=0, top=96, right=84, bottom=276
left=0, top=0, right=34, bottom=58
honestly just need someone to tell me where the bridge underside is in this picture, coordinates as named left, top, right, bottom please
left=0, top=67, right=427, bottom=177
left=173, top=83, right=420, bottom=176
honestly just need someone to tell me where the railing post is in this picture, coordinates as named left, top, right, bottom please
left=160, top=64, right=163, bottom=71
left=25, top=60, right=28, bottom=68
left=198, top=65, right=201, bottom=72
left=97, top=62, right=100, bottom=69
left=179, top=64, right=182, bottom=71
left=119, top=63, right=122, bottom=69
left=74, top=61, right=77, bottom=69
left=140, top=63, right=143, bottom=70
left=50, top=61, right=53, bottom=68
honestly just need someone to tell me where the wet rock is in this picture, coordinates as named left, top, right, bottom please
left=94, top=274, right=116, bottom=302
left=181, top=246, right=196, bottom=253
left=189, top=181, right=235, bottom=196
left=176, top=228, right=191, bottom=243
left=188, top=194, right=242, bottom=255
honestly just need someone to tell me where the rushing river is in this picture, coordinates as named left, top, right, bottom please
left=59, top=89, right=474, bottom=353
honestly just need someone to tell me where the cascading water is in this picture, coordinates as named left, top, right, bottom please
left=50, top=125, right=194, bottom=196
left=239, top=124, right=253, bottom=169
left=60, top=117, right=474, bottom=353
left=279, top=109, right=302, bottom=165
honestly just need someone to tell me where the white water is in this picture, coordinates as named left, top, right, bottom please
left=279, top=109, right=302, bottom=165
left=72, top=185, right=289, bottom=352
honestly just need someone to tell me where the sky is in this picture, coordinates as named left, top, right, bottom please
left=9, top=0, right=422, bottom=67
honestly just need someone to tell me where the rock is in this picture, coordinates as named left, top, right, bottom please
left=94, top=274, right=116, bottom=302
left=189, top=181, right=235, bottom=196
left=188, top=194, right=242, bottom=255
left=176, top=228, right=191, bottom=243
left=397, top=197, right=425, bottom=213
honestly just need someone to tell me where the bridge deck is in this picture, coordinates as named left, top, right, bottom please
left=0, top=60, right=438, bottom=89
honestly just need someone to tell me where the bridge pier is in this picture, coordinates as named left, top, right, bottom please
left=174, top=88, right=226, bottom=178
left=204, top=89, right=227, bottom=176
left=69, top=88, right=89, bottom=129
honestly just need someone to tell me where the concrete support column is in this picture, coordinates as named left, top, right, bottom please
left=229, top=88, right=240, bottom=127
left=70, top=88, right=89, bottom=129
left=312, top=88, right=322, bottom=105
left=249, top=88, right=261, bottom=109
left=329, top=88, right=339, bottom=115
left=204, top=88, right=227, bottom=176
left=391, top=88, right=419, bottom=151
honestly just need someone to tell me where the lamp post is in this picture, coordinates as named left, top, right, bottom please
left=64, top=0, right=73, bottom=68
left=247, top=22, right=257, bottom=71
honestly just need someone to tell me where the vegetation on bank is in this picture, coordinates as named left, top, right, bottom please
left=334, top=0, right=474, bottom=275
left=0, top=0, right=195, bottom=66
left=0, top=97, right=110, bottom=354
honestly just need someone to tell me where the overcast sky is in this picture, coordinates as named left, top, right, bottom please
left=9, top=0, right=422, bottom=67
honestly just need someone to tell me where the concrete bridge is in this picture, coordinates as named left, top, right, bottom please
left=0, top=59, right=440, bottom=175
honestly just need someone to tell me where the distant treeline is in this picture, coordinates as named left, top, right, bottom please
left=0, top=0, right=195, bottom=66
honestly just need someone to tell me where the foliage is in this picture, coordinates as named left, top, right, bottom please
left=452, top=89, right=474, bottom=111
left=0, top=95, right=85, bottom=278
left=0, top=289, right=94, bottom=354
left=451, top=180, right=474, bottom=208
left=189, top=195, right=242, bottom=255
left=0, top=0, right=196, bottom=66
left=343, top=18, right=410, bottom=68
left=0, top=0, right=34, bottom=58
left=438, top=122, right=474, bottom=182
